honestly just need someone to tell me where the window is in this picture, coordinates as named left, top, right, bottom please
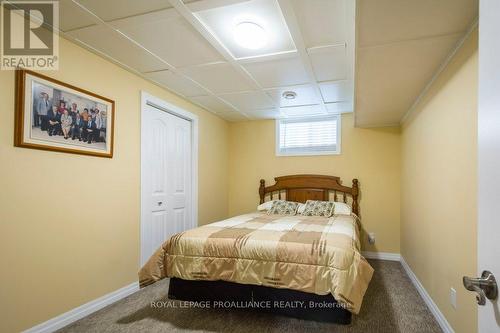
left=276, top=115, right=341, bottom=156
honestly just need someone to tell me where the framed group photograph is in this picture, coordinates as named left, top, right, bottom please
left=15, top=69, right=115, bottom=158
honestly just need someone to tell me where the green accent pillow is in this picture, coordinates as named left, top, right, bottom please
left=301, top=200, right=335, bottom=217
left=267, top=200, right=300, bottom=215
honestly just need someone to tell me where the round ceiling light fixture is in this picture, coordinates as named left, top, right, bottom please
left=233, top=22, right=267, bottom=50
left=282, top=91, right=297, bottom=100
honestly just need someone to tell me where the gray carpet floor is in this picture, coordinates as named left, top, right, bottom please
left=57, top=260, right=442, bottom=333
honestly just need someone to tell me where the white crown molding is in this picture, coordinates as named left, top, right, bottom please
left=400, top=257, right=454, bottom=333
left=23, top=282, right=139, bottom=333
left=400, top=18, right=479, bottom=125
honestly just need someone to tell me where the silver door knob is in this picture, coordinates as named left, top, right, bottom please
left=463, top=271, right=498, bottom=305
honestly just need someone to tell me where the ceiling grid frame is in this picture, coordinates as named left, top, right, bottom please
left=66, top=0, right=250, bottom=119
left=17, top=0, right=477, bottom=124
left=276, top=0, right=329, bottom=115
left=277, top=0, right=356, bottom=117
left=167, top=0, right=282, bottom=119
left=55, top=0, right=356, bottom=121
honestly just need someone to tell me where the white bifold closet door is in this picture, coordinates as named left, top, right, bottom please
left=141, top=104, right=192, bottom=265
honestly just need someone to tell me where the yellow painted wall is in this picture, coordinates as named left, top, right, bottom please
left=228, top=113, right=401, bottom=253
left=0, top=37, right=229, bottom=332
left=0, top=20, right=478, bottom=333
left=401, top=30, right=478, bottom=333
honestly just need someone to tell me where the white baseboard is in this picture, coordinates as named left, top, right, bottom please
left=362, top=251, right=401, bottom=261
left=400, top=257, right=454, bottom=333
left=21, top=256, right=453, bottom=333
left=363, top=252, right=454, bottom=332
left=23, top=282, right=140, bottom=333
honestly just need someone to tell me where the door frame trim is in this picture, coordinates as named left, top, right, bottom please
left=140, top=91, right=199, bottom=267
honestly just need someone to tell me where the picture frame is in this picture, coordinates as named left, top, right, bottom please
left=14, top=69, right=115, bottom=158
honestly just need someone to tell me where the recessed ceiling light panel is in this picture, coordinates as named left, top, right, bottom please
left=193, top=0, right=296, bottom=59
left=233, top=22, right=267, bottom=50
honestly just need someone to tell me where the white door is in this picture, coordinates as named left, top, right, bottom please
left=474, top=0, right=500, bottom=331
left=141, top=103, right=193, bottom=265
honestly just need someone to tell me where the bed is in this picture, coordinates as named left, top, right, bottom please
left=139, top=174, right=373, bottom=324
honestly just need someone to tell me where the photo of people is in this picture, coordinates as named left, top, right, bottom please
left=31, top=81, right=109, bottom=150
left=15, top=70, right=114, bottom=158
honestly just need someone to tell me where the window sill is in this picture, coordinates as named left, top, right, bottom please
left=276, top=150, right=341, bottom=157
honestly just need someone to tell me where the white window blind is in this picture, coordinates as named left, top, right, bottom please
left=276, top=116, right=340, bottom=156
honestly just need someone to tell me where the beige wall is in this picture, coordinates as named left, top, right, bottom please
left=228, top=114, right=401, bottom=253
left=401, top=30, right=478, bottom=333
left=0, top=37, right=229, bottom=332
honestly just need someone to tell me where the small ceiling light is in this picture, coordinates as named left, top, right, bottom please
left=233, top=22, right=267, bottom=50
left=282, top=91, right=297, bottom=100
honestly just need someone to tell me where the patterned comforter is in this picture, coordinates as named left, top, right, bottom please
left=139, top=212, right=373, bottom=314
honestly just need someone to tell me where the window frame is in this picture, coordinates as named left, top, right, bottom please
left=275, top=115, right=342, bottom=157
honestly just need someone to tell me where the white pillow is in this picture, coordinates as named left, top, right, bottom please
left=334, top=202, right=352, bottom=215
left=257, top=201, right=275, bottom=211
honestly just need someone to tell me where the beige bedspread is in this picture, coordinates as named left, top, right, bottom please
left=139, top=212, right=373, bottom=314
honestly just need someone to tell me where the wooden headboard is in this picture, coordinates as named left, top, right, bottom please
left=259, top=174, right=359, bottom=215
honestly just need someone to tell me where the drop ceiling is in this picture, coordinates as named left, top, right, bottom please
left=55, top=0, right=355, bottom=122
left=56, top=0, right=476, bottom=126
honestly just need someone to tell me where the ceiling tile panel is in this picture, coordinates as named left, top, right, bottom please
left=309, top=46, right=347, bottom=82
left=358, top=0, right=478, bottom=47
left=59, top=0, right=98, bottom=32
left=111, top=13, right=224, bottom=68
left=189, top=95, right=237, bottom=113
left=218, top=112, right=249, bottom=122
left=325, top=102, right=353, bottom=114
left=180, top=63, right=253, bottom=94
left=67, top=25, right=168, bottom=72
left=245, top=108, right=281, bottom=119
left=265, top=85, right=320, bottom=107
left=219, top=91, right=275, bottom=110
left=76, top=0, right=172, bottom=22
left=144, top=70, right=207, bottom=97
left=280, top=105, right=326, bottom=118
left=242, top=56, right=309, bottom=88
left=291, top=0, right=346, bottom=47
left=319, top=81, right=351, bottom=103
